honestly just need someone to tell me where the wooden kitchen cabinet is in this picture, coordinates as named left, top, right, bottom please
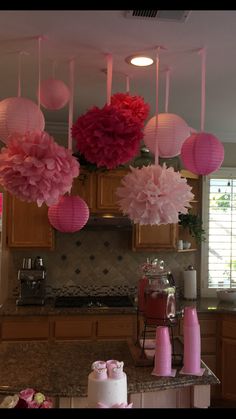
left=132, top=170, right=201, bottom=252
left=71, top=168, right=97, bottom=211
left=96, top=169, right=128, bottom=213
left=1, top=317, right=50, bottom=341
left=54, top=316, right=94, bottom=340
left=220, top=316, right=236, bottom=401
left=132, top=223, right=177, bottom=251
left=54, top=314, right=136, bottom=341
left=71, top=167, right=129, bottom=214
left=6, top=194, right=54, bottom=248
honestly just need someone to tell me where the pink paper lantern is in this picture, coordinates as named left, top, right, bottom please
left=39, top=78, right=70, bottom=110
left=48, top=195, right=89, bottom=233
left=144, top=113, right=190, bottom=158
left=0, top=97, right=45, bottom=144
left=180, top=132, right=224, bottom=175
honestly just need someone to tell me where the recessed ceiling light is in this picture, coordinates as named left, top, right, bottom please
left=125, top=55, right=154, bottom=67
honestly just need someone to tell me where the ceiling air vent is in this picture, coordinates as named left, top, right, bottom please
left=124, top=10, right=191, bottom=22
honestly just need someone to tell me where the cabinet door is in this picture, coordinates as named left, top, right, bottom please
left=54, top=317, right=94, bottom=340
left=7, top=194, right=54, bottom=248
left=1, top=318, right=49, bottom=340
left=132, top=223, right=177, bottom=251
left=96, top=169, right=128, bottom=212
left=96, top=315, right=135, bottom=339
left=221, top=338, right=236, bottom=400
left=71, top=169, right=96, bottom=212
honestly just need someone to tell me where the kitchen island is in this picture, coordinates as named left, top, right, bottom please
left=0, top=339, right=219, bottom=408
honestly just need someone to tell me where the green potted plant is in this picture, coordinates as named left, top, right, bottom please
left=178, top=213, right=206, bottom=244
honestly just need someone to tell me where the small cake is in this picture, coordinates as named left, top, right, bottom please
left=87, top=359, right=132, bottom=408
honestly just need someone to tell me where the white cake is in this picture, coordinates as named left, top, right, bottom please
left=87, top=360, right=131, bottom=408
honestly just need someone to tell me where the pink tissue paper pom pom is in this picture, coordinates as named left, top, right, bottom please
left=116, top=164, right=194, bottom=225
left=72, top=104, right=143, bottom=170
left=0, top=130, right=79, bottom=207
left=111, top=92, right=150, bottom=127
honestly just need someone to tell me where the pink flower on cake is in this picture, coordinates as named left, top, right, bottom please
left=0, top=388, right=53, bottom=409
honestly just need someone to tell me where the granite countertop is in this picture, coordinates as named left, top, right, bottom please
left=178, top=298, right=236, bottom=314
left=0, top=298, right=137, bottom=316
left=1, top=297, right=236, bottom=317
left=0, top=340, right=219, bottom=398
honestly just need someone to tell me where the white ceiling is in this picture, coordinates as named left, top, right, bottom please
left=0, top=10, right=236, bottom=143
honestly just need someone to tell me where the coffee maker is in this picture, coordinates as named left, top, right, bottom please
left=16, top=257, right=46, bottom=306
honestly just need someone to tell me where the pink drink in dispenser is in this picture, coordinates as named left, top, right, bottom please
left=143, top=259, right=176, bottom=324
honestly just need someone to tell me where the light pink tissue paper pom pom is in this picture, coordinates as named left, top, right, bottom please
left=0, top=130, right=79, bottom=207
left=116, top=164, right=194, bottom=225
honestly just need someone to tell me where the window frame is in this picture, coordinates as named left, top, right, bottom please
left=201, top=167, right=236, bottom=297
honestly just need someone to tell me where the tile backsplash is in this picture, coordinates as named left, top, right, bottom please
left=9, top=229, right=198, bottom=299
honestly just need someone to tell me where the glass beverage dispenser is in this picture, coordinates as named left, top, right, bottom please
left=143, top=258, right=176, bottom=325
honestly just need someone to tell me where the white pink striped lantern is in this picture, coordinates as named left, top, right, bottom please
left=48, top=195, right=89, bottom=233
left=0, top=97, right=45, bottom=144
left=181, top=132, right=224, bottom=175
left=143, top=112, right=190, bottom=158
left=39, top=78, right=70, bottom=110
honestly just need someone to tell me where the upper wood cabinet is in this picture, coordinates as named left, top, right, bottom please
left=71, top=167, right=129, bottom=214
left=7, top=194, right=54, bottom=248
left=71, top=168, right=97, bottom=212
left=132, top=223, right=177, bottom=251
left=132, top=170, right=201, bottom=252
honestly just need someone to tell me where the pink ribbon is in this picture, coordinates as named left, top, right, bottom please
left=68, top=58, right=75, bottom=151
left=106, top=53, right=113, bottom=105
left=154, top=52, right=160, bottom=165
left=164, top=68, right=170, bottom=113
left=37, top=36, right=42, bottom=109
left=199, top=47, right=206, bottom=131
left=126, top=75, right=130, bottom=93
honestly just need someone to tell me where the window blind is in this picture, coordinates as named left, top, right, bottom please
left=208, top=177, right=236, bottom=289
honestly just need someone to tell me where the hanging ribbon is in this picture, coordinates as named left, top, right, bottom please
left=164, top=68, right=171, bottom=113
left=106, top=53, right=113, bottom=105
left=68, top=58, right=75, bottom=151
left=154, top=52, right=160, bottom=165
left=37, top=36, right=42, bottom=109
left=126, top=75, right=130, bottom=93
left=52, top=60, right=56, bottom=79
left=17, top=52, right=22, bottom=97
left=199, top=47, right=206, bottom=132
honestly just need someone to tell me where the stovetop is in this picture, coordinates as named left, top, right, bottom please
left=54, top=295, right=134, bottom=308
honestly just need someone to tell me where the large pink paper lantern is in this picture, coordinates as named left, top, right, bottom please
left=144, top=113, right=190, bottom=158
left=0, top=97, right=45, bottom=144
left=48, top=195, right=89, bottom=233
left=39, top=78, right=70, bottom=110
left=181, top=132, right=224, bottom=175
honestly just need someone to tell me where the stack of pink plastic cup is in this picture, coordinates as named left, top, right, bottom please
left=152, top=326, right=172, bottom=376
left=183, top=306, right=201, bottom=374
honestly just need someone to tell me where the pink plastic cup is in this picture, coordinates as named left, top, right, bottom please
left=183, top=306, right=199, bottom=326
left=153, top=326, right=172, bottom=376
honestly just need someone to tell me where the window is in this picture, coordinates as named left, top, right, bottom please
left=201, top=167, right=236, bottom=296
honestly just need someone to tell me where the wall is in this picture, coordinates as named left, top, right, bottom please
left=9, top=228, right=197, bottom=299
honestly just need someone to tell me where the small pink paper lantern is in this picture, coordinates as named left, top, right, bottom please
left=181, top=132, right=224, bottom=175
left=48, top=195, right=89, bottom=233
left=0, top=97, right=45, bottom=144
left=144, top=113, right=190, bottom=158
left=39, top=78, right=70, bottom=110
